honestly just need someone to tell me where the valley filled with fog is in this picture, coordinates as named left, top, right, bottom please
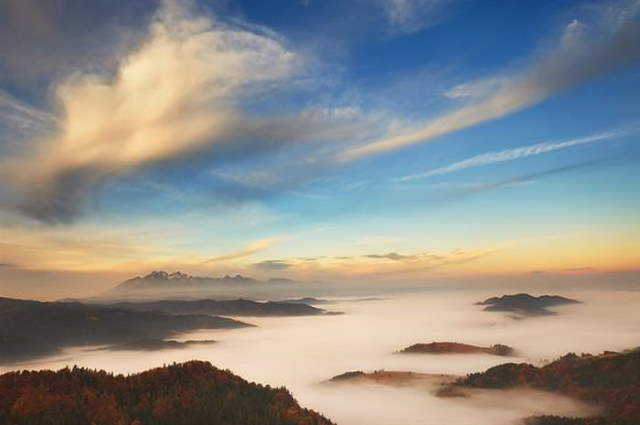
left=3, top=290, right=639, bottom=425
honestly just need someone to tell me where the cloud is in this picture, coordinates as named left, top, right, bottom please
left=0, top=0, right=154, bottom=85
left=364, top=252, right=444, bottom=261
left=346, top=248, right=498, bottom=277
left=0, top=90, right=58, bottom=159
left=252, top=260, right=293, bottom=271
left=0, top=0, right=385, bottom=223
left=0, top=90, right=57, bottom=138
left=427, top=156, right=635, bottom=200
left=443, top=78, right=501, bottom=100
left=300, top=248, right=495, bottom=277
left=397, top=129, right=629, bottom=181
left=340, top=1, right=640, bottom=159
left=0, top=0, right=298, bottom=222
left=382, top=0, right=453, bottom=35
left=0, top=224, right=181, bottom=272
left=203, top=238, right=282, bottom=263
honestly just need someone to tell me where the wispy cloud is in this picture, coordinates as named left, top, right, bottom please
left=252, top=260, right=293, bottom=271
left=247, top=247, right=497, bottom=280
left=335, top=247, right=498, bottom=276
left=427, top=156, right=635, bottom=199
left=363, top=251, right=444, bottom=261
left=382, top=0, right=453, bottom=35
left=203, top=237, right=282, bottom=263
left=442, top=78, right=501, bottom=100
left=0, top=90, right=58, bottom=148
left=397, top=129, right=629, bottom=181
left=340, top=1, right=640, bottom=160
left=0, top=223, right=180, bottom=271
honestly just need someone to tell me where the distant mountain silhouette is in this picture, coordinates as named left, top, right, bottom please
left=113, top=271, right=260, bottom=293
left=398, top=341, right=516, bottom=356
left=0, top=297, right=250, bottom=364
left=277, top=297, right=331, bottom=305
left=448, top=349, right=640, bottom=425
left=478, top=293, right=581, bottom=316
left=110, top=298, right=334, bottom=316
left=0, top=361, right=334, bottom=425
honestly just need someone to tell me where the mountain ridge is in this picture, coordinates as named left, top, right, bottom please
left=109, top=298, right=336, bottom=317
left=0, top=297, right=251, bottom=364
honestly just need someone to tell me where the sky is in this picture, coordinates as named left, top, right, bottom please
left=0, top=0, right=639, bottom=298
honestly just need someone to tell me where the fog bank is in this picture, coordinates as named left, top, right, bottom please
left=3, top=290, right=639, bottom=425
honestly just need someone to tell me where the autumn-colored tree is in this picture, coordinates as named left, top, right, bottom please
left=0, top=361, right=334, bottom=425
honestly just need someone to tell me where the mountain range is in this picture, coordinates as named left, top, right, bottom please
left=101, top=271, right=324, bottom=301
left=113, top=271, right=261, bottom=292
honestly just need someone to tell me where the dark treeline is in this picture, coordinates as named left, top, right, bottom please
left=110, top=298, right=327, bottom=317
left=0, top=361, right=334, bottom=425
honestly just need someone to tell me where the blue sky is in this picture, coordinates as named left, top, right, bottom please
left=0, top=0, right=638, bottom=298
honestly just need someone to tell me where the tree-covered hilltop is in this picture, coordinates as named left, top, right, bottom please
left=476, top=293, right=581, bottom=317
left=398, top=341, right=515, bottom=356
left=456, top=350, right=640, bottom=425
left=0, top=361, right=334, bottom=425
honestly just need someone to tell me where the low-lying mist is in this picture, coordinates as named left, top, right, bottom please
left=4, top=290, right=639, bottom=425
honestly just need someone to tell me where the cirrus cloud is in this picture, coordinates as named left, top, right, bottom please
left=340, top=1, right=640, bottom=160
left=396, top=129, right=631, bottom=181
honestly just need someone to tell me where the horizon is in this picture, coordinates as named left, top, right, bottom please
left=1, top=0, right=639, bottom=300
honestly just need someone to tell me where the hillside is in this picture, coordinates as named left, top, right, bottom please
left=398, top=342, right=516, bottom=356
left=477, top=293, right=581, bottom=317
left=0, top=297, right=251, bottom=364
left=0, top=361, right=334, bottom=425
left=454, top=350, right=640, bottom=424
left=111, top=298, right=331, bottom=317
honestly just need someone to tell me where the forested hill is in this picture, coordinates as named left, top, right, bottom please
left=457, top=349, right=640, bottom=425
left=0, top=361, right=334, bottom=425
